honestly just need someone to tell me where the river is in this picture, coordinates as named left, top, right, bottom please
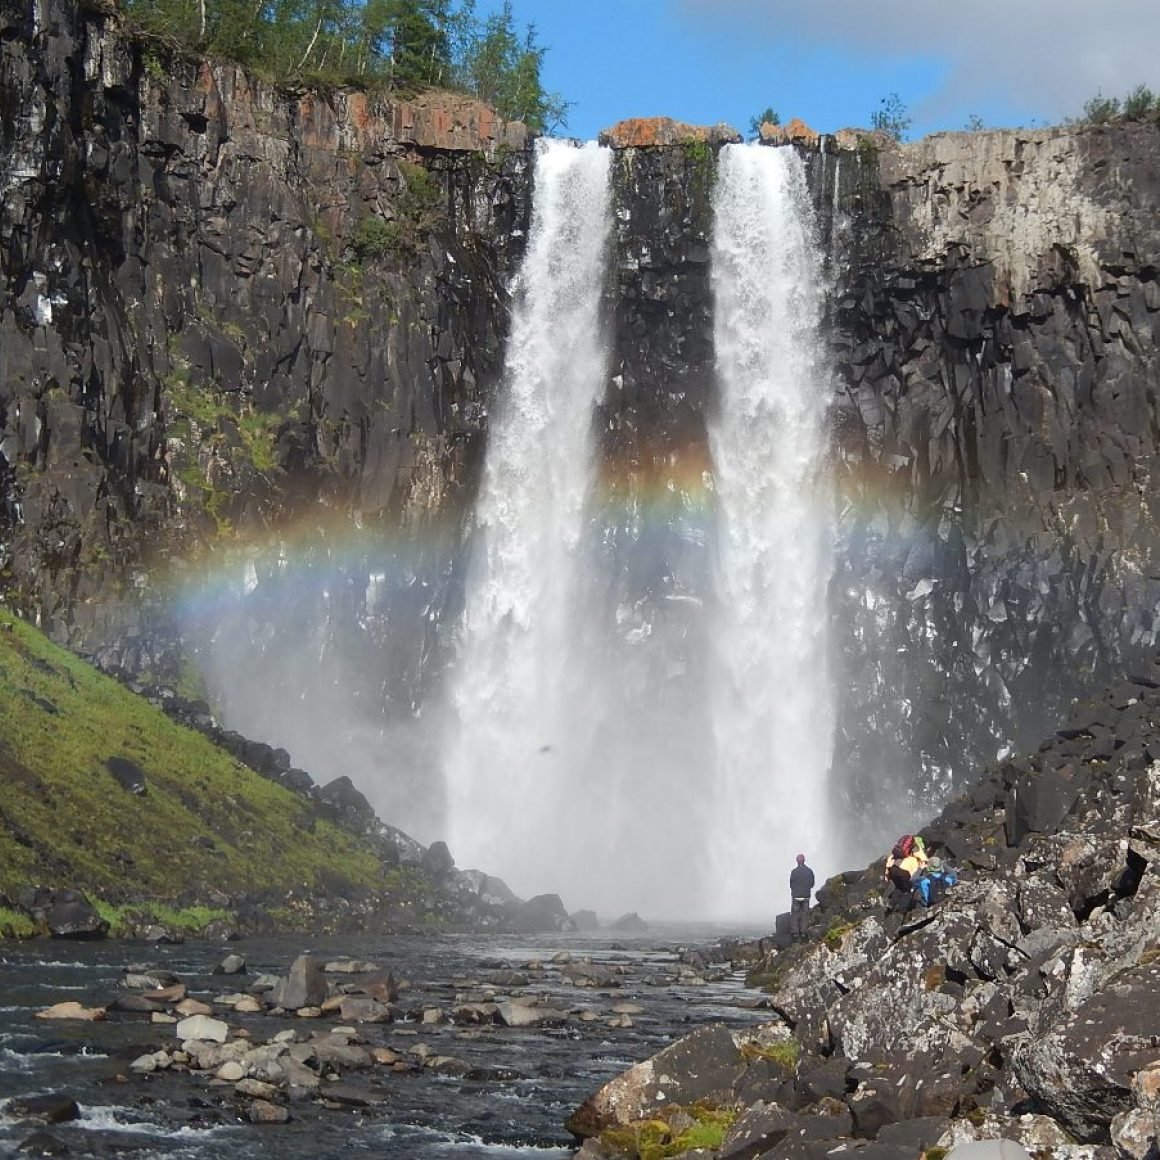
left=0, top=926, right=770, bottom=1158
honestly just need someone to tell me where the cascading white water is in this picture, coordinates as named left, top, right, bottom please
left=444, top=140, right=613, bottom=899
left=707, top=144, right=835, bottom=918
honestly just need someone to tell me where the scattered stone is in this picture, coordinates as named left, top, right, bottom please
left=214, top=954, right=246, bottom=975
left=6, top=1095, right=80, bottom=1124
left=176, top=1014, right=229, bottom=1043
left=174, top=998, right=213, bottom=1017
left=17, top=1130, right=70, bottom=1155
left=235, top=1078, right=280, bottom=1100
left=35, top=1003, right=105, bottom=1022
left=269, top=955, right=328, bottom=1010
left=246, top=1099, right=290, bottom=1124
left=324, top=959, right=378, bottom=974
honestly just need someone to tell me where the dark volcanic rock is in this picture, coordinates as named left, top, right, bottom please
left=6, top=1094, right=80, bottom=1124
left=510, top=893, right=575, bottom=933
left=105, top=755, right=146, bottom=795
left=44, top=891, right=108, bottom=939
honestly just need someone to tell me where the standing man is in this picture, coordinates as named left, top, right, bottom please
left=789, top=853, right=815, bottom=943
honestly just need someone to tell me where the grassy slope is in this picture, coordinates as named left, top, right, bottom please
left=0, top=608, right=386, bottom=907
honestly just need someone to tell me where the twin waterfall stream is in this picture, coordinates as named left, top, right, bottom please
left=445, top=141, right=834, bottom=922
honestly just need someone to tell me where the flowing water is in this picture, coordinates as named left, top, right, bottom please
left=706, top=144, right=835, bottom=914
left=0, top=929, right=767, bottom=1159
left=445, top=142, right=834, bottom=922
left=444, top=140, right=614, bottom=901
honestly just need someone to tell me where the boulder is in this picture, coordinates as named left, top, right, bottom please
left=609, top=911, right=648, bottom=933
left=1011, top=956, right=1160, bottom=1141
left=35, top=1002, right=105, bottom=1021
left=317, top=775, right=376, bottom=832
left=420, top=840, right=455, bottom=878
left=718, top=1101, right=800, bottom=1159
left=214, top=953, right=246, bottom=975
left=566, top=1023, right=743, bottom=1138
left=176, top=1014, right=229, bottom=1043
left=351, top=969, right=398, bottom=1004
left=336, top=995, right=393, bottom=1024
left=510, top=893, right=575, bottom=933
left=44, top=892, right=107, bottom=939
left=5, top=1094, right=80, bottom=1124
left=105, top=755, right=147, bottom=794
left=269, top=955, right=328, bottom=1010
left=496, top=1001, right=568, bottom=1028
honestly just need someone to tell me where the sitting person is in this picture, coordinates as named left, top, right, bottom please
left=884, top=834, right=928, bottom=894
left=915, top=856, right=958, bottom=907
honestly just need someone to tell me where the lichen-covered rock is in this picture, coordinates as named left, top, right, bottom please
left=565, top=1023, right=743, bottom=1138
left=1011, top=957, right=1160, bottom=1141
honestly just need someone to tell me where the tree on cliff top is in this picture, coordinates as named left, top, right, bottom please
left=124, top=0, right=566, bottom=131
left=455, top=1, right=569, bottom=133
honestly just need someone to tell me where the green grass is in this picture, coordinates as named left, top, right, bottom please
left=741, top=1039, right=798, bottom=1069
left=0, top=609, right=387, bottom=911
left=601, top=1104, right=737, bottom=1159
left=0, top=907, right=38, bottom=938
left=93, top=901, right=233, bottom=936
left=824, top=918, right=857, bottom=949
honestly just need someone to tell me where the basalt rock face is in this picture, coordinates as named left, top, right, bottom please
left=830, top=123, right=1160, bottom=844
left=0, top=0, right=530, bottom=697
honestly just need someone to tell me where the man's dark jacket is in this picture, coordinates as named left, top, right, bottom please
left=790, top=864, right=815, bottom=900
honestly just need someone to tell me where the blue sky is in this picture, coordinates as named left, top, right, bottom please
left=477, top=0, right=1160, bottom=142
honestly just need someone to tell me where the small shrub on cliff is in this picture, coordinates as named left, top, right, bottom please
left=352, top=216, right=403, bottom=262
left=871, top=92, right=911, bottom=141
left=1079, top=85, right=1157, bottom=124
left=1123, top=84, right=1158, bottom=119
left=748, top=105, right=780, bottom=140
left=1082, top=92, right=1121, bottom=123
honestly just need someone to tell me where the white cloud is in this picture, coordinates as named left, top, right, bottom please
left=679, top=0, right=1160, bottom=121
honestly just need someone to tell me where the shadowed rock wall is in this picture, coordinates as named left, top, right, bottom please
left=830, top=124, right=1160, bottom=845
left=0, top=0, right=530, bottom=705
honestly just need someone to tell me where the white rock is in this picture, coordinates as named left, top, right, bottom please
left=177, top=1014, right=229, bottom=1043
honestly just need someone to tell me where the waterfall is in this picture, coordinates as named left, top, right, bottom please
left=443, top=140, right=613, bottom=901
left=706, top=144, right=835, bottom=918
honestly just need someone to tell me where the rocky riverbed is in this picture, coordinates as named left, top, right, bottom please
left=0, top=928, right=771, bottom=1158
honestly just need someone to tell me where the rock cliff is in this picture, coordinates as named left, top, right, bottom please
left=0, top=0, right=529, bottom=700
left=5, top=0, right=1160, bottom=849
left=830, top=123, right=1160, bottom=841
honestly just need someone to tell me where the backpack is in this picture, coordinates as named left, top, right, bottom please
left=891, top=834, right=915, bottom=861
